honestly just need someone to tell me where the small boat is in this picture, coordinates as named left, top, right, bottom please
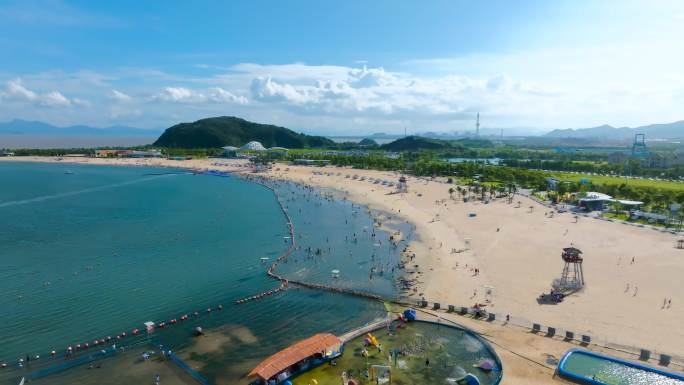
left=64, top=170, right=74, bottom=175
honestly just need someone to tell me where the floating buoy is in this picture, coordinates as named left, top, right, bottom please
left=207, top=308, right=212, bottom=313
left=67, top=346, right=73, bottom=351
left=159, top=322, right=166, bottom=329
left=132, top=328, right=140, bottom=335
left=170, top=319, right=177, bottom=324
left=106, top=336, right=112, bottom=341
left=51, top=351, right=56, bottom=356
left=1, top=363, right=6, bottom=368
left=193, top=311, right=199, bottom=317
left=218, top=304, right=223, bottom=310
left=121, top=332, right=127, bottom=337
left=83, top=343, right=89, bottom=349
left=180, top=315, right=188, bottom=321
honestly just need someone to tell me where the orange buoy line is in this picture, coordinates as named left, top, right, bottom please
left=233, top=175, right=296, bottom=305
left=0, top=304, right=224, bottom=369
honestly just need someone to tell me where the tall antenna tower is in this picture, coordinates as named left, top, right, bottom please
left=476, top=112, right=480, bottom=137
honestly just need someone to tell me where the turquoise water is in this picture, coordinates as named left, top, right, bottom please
left=561, top=350, right=684, bottom=385
left=0, top=162, right=402, bottom=384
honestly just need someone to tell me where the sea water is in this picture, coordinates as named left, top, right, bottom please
left=0, top=162, right=400, bottom=384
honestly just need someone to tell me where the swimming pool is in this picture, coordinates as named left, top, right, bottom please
left=293, top=319, right=503, bottom=385
left=557, top=349, right=684, bottom=385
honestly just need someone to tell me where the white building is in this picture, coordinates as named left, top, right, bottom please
left=240, top=141, right=267, bottom=151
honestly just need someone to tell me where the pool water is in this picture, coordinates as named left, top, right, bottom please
left=293, top=320, right=502, bottom=385
left=559, top=349, right=684, bottom=385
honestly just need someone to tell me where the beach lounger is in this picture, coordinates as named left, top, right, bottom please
left=487, top=313, right=496, bottom=321
left=581, top=335, right=591, bottom=344
left=547, top=327, right=556, bottom=337
left=460, top=307, right=469, bottom=315
left=532, top=323, right=541, bottom=333
left=639, top=349, right=651, bottom=361
left=565, top=331, right=574, bottom=340
left=447, top=305, right=455, bottom=313
left=432, top=302, right=440, bottom=310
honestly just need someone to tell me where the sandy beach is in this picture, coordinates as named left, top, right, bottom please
left=264, top=164, right=683, bottom=355
left=4, top=156, right=683, bottom=382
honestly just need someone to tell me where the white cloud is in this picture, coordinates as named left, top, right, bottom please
left=1, top=79, right=79, bottom=108
left=73, top=98, right=91, bottom=107
left=245, top=65, right=541, bottom=122
left=41, top=91, right=71, bottom=106
left=153, top=86, right=248, bottom=104
left=109, top=89, right=132, bottom=102
left=6, top=79, right=37, bottom=101
left=208, top=87, right=248, bottom=104
left=154, top=87, right=205, bottom=103
left=2, top=50, right=683, bottom=134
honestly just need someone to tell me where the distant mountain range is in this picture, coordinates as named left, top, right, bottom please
left=153, top=116, right=335, bottom=148
left=0, top=119, right=161, bottom=136
left=545, top=120, right=684, bottom=140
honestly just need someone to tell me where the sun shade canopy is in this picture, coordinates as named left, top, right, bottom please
left=248, top=333, right=342, bottom=380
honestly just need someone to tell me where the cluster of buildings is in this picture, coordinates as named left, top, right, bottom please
left=94, top=149, right=163, bottom=158
left=577, top=191, right=643, bottom=211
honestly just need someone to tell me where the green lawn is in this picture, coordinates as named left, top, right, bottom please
left=552, top=172, right=684, bottom=191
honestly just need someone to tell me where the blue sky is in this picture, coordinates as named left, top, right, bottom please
left=1, top=0, right=683, bottom=135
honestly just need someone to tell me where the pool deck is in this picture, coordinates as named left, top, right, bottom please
left=408, top=307, right=684, bottom=385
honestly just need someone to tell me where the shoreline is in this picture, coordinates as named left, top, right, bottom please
left=3, top=156, right=683, bottom=383
left=260, top=164, right=683, bottom=355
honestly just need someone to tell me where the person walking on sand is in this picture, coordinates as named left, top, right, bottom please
left=154, top=373, right=160, bottom=385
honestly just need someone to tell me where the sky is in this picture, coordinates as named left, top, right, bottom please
left=0, top=0, right=683, bottom=135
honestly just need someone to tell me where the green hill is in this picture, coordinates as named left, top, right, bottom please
left=153, top=116, right=335, bottom=148
left=381, top=136, right=451, bottom=151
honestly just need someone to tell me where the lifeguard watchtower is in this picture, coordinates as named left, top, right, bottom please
left=397, top=175, right=408, bottom=193
left=553, top=247, right=585, bottom=292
